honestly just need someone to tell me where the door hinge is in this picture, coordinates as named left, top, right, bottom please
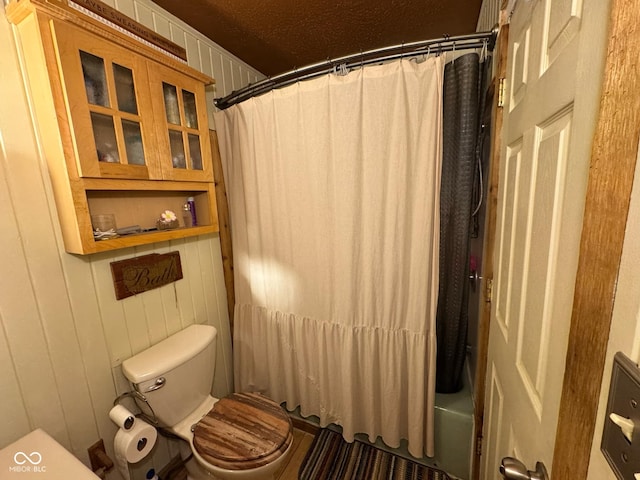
left=497, top=77, right=506, bottom=108
left=485, top=278, right=493, bottom=303
left=476, top=435, right=483, bottom=456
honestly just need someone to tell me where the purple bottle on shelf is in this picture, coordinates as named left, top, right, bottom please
left=187, top=196, right=197, bottom=226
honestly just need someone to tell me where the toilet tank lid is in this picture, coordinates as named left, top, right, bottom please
left=122, top=324, right=217, bottom=384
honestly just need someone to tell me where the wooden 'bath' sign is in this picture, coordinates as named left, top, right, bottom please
left=110, top=252, right=183, bottom=300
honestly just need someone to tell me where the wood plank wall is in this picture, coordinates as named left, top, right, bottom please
left=0, top=1, right=263, bottom=479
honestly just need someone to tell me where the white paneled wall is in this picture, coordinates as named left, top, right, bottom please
left=107, top=0, right=265, bottom=127
left=0, top=1, right=262, bottom=479
left=476, top=0, right=501, bottom=32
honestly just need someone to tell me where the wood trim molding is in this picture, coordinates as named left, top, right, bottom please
left=472, top=21, right=509, bottom=480
left=552, top=1, right=640, bottom=478
left=291, top=416, right=320, bottom=436
left=210, top=130, right=236, bottom=336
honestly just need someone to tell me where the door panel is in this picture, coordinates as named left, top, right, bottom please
left=544, top=0, right=582, bottom=69
left=481, top=0, right=610, bottom=477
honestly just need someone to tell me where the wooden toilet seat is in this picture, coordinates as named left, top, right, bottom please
left=192, top=392, right=293, bottom=471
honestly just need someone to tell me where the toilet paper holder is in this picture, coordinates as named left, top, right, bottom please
left=113, top=389, right=159, bottom=425
left=108, top=391, right=159, bottom=480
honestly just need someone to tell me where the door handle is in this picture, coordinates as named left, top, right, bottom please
left=500, top=457, right=549, bottom=480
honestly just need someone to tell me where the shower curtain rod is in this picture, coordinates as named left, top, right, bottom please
left=214, top=28, right=498, bottom=110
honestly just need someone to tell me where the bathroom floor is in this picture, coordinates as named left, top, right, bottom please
left=162, top=428, right=315, bottom=480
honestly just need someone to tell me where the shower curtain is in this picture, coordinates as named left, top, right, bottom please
left=436, top=53, right=482, bottom=393
left=215, top=57, right=444, bottom=457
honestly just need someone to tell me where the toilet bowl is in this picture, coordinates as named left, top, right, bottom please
left=172, top=393, right=293, bottom=480
left=121, top=324, right=293, bottom=480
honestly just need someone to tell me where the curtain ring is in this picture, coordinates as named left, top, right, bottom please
left=330, top=58, right=337, bottom=75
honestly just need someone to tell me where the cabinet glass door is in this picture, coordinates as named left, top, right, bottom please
left=162, top=83, right=204, bottom=172
left=54, top=21, right=157, bottom=179
left=149, top=63, right=213, bottom=182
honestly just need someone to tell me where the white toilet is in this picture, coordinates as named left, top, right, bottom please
left=121, top=324, right=293, bottom=480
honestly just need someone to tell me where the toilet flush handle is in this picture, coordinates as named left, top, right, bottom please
left=144, top=377, right=166, bottom=392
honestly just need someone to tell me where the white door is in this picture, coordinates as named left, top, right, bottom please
left=481, top=0, right=611, bottom=478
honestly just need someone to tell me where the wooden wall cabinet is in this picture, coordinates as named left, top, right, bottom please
left=7, top=0, right=219, bottom=254
left=148, top=62, right=214, bottom=182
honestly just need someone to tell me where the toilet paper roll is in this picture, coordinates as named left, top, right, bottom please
left=114, top=418, right=157, bottom=480
left=109, top=405, right=136, bottom=430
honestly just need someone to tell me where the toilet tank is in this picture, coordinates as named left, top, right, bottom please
left=122, top=324, right=217, bottom=427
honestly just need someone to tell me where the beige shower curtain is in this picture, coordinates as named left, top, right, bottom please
left=215, top=56, right=443, bottom=457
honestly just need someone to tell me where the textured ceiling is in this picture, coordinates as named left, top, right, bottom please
left=151, top=0, right=484, bottom=76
